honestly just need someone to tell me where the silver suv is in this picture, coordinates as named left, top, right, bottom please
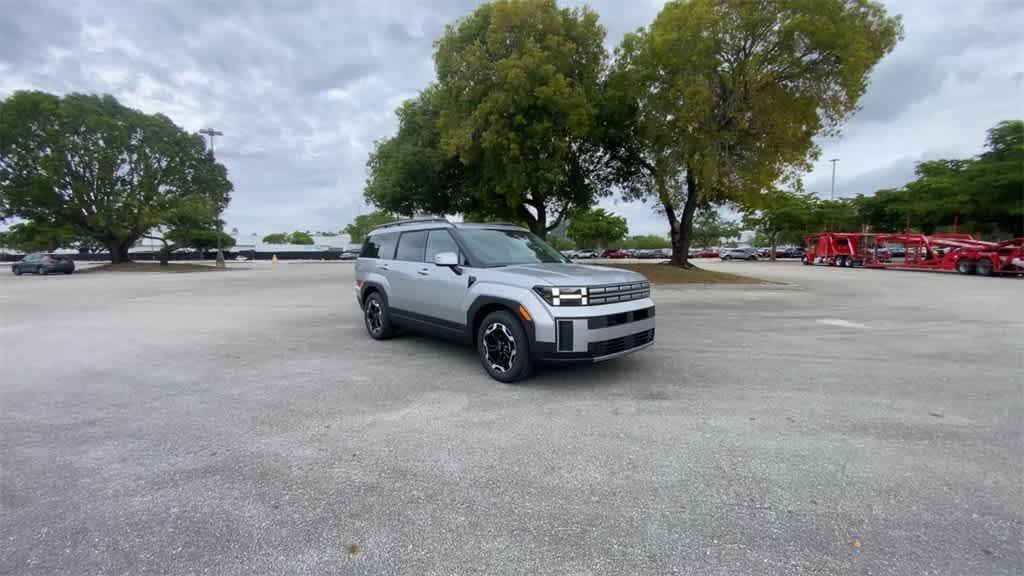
left=355, top=219, right=655, bottom=382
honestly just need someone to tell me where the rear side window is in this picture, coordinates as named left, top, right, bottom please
left=361, top=232, right=399, bottom=259
left=396, top=230, right=428, bottom=262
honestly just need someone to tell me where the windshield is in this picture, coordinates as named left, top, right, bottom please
left=459, top=228, right=568, bottom=266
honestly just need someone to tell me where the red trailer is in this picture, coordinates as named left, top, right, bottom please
left=802, top=233, right=879, bottom=267
left=805, top=231, right=1024, bottom=276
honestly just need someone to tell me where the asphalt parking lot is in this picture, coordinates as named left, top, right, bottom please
left=1, top=261, right=1021, bottom=575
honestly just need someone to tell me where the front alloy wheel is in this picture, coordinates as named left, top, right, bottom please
left=477, top=310, right=532, bottom=383
left=483, top=323, right=517, bottom=374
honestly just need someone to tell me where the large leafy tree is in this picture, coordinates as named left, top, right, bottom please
left=607, top=0, right=901, bottom=266
left=0, top=91, right=232, bottom=263
left=343, top=211, right=398, bottom=244
left=434, top=0, right=610, bottom=237
left=566, top=208, right=628, bottom=249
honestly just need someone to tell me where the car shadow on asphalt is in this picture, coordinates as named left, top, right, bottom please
left=393, top=330, right=640, bottom=391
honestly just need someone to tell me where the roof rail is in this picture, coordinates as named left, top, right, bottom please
left=372, top=217, right=452, bottom=232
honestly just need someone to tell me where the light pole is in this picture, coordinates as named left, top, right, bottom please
left=830, top=158, right=839, bottom=201
left=199, top=128, right=226, bottom=268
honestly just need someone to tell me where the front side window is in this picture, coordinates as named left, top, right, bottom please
left=425, top=229, right=462, bottom=264
left=396, top=230, right=428, bottom=262
left=361, top=232, right=399, bottom=259
left=458, top=228, right=568, bottom=266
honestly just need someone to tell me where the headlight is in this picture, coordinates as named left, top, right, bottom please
left=534, top=286, right=588, bottom=306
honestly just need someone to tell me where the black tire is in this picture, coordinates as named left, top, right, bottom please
left=976, top=258, right=994, bottom=277
left=838, top=256, right=848, bottom=267
left=36, top=266, right=47, bottom=276
left=12, top=267, right=22, bottom=276
left=362, top=292, right=395, bottom=340
left=802, top=256, right=811, bottom=266
left=722, top=255, right=732, bottom=261
left=477, top=310, right=532, bottom=383
left=956, top=259, right=974, bottom=275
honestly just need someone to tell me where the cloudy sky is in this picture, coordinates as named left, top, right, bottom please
left=1, top=0, right=1021, bottom=236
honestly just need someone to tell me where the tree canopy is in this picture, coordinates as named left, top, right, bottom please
left=343, top=211, right=398, bottom=244
left=0, top=91, right=232, bottom=263
left=566, top=208, right=628, bottom=249
left=606, top=0, right=902, bottom=265
left=431, top=0, right=611, bottom=236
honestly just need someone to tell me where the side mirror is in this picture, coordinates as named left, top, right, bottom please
left=434, top=252, right=459, bottom=267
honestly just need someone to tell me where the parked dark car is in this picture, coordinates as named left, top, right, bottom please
left=12, top=253, right=75, bottom=275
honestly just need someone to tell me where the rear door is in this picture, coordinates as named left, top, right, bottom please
left=388, top=230, right=429, bottom=313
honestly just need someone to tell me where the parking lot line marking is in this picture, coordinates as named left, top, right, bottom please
left=817, top=318, right=868, bottom=329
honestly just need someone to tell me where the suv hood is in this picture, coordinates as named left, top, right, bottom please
left=499, top=263, right=647, bottom=286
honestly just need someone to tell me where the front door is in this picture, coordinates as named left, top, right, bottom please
left=413, top=229, right=471, bottom=327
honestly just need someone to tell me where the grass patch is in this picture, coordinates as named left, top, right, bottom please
left=598, top=262, right=767, bottom=284
left=79, top=262, right=228, bottom=273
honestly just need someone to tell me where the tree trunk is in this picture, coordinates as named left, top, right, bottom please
left=769, top=233, right=777, bottom=262
left=107, top=241, right=132, bottom=264
left=159, top=248, right=170, bottom=266
left=673, top=168, right=701, bottom=268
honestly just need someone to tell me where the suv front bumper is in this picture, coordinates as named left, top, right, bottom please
left=532, top=302, right=655, bottom=364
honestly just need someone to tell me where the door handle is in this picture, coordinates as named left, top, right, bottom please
left=417, top=268, right=430, bottom=276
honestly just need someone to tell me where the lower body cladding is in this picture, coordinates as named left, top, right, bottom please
left=533, top=305, right=655, bottom=363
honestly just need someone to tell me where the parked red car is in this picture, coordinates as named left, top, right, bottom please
left=601, top=249, right=628, bottom=259
left=699, top=249, right=719, bottom=258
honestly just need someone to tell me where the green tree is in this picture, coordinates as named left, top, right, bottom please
left=0, top=221, right=79, bottom=253
left=365, top=88, right=466, bottom=217
left=288, top=231, right=314, bottom=245
left=262, top=233, right=289, bottom=244
left=812, top=199, right=861, bottom=233
left=343, top=211, right=398, bottom=244
left=144, top=195, right=223, bottom=265
left=606, top=0, right=901, bottom=266
left=741, top=190, right=816, bottom=259
left=691, top=208, right=741, bottom=250
left=0, top=91, right=232, bottom=263
left=434, top=0, right=610, bottom=237
left=567, top=208, right=628, bottom=249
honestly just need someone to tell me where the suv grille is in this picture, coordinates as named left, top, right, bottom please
left=587, top=281, right=651, bottom=305
left=588, top=328, right=655, bottom=357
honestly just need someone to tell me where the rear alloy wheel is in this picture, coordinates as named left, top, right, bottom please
left=363, top=292, right=395, bottom=340
left=12, top=267, right=22, bottom=276
left=976, top=258, right=994, bottom=277
left=36, top=266, right=47, bottom=275
left=956, top=259, right=975, bottom=275
left=478, top=310, right=532, bottom=383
